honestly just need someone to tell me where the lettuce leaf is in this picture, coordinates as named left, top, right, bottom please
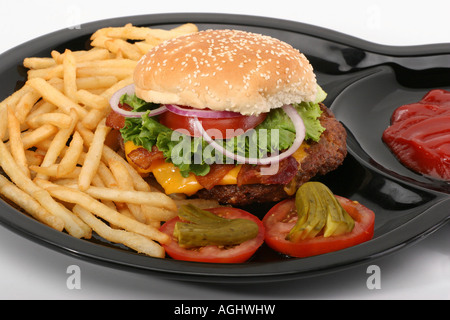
left=119, top=90, right=326, bottom=177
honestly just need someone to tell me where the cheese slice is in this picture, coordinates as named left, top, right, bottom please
left=292, top=142, right=310, bottom=163
left=124, top=140, right=309, bottom=196
left=284, top=142, right=310, bottom=195
left=124, top=141, right=240, bottom=196
left=151, top=161, right=203, bottom=196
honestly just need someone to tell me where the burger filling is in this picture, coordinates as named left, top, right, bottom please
left=106, top=86, right=327, bottom=196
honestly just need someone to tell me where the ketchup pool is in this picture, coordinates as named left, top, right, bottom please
left=382, top=89, right=450, bottom=181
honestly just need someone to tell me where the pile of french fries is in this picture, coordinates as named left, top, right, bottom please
left=0, top=22, right=218, bottom=258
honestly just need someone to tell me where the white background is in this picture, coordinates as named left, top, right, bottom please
left=0, top=0, right=450, bottom=300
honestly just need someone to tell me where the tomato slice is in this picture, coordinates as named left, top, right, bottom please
left=160, top=207, right=265, bottom=263
left=262, top=196, right=375, bottom=258
left=159, top=111, right=267, bottom=139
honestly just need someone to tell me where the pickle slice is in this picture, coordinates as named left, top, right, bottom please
left=323, top=193, right=355, bottom=237
left=286, top=182, right=355, bottom=241
left=174, top=204, right=259, bottom=248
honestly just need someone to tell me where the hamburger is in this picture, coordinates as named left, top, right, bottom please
left=106, top=29, right=347, bottom=206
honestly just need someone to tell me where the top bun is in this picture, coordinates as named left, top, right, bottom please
left=134, top=29, right=317, bottom=115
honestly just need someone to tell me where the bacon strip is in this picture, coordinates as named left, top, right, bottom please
left=127, top=146, right=164, bottom=170
left=196, top=164, right=235, bottom=190
left=105, top=103, right=132, bottom=130
left=237, top=156, right=299, bottom=186
left=105, top=111, right=126, bottom=130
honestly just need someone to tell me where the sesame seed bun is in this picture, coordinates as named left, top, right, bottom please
left=133, top=29, right=318, bottom=115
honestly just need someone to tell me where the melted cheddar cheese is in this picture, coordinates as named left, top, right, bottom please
left=124, top=140, right=309, bottom=196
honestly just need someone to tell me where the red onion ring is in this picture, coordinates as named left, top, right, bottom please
left=109, top=84, right=167, bottom=118
left=165, top=104, right=242, bottom=119
left=193, top=104, right=305, bottom=165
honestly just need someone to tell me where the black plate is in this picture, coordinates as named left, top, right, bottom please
left=0, top=13, right=449, bottom=283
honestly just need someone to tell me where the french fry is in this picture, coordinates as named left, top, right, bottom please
left=63, top=49, right=78, bottom=102
left=102, top=144, right=152, bottom=192
left=91, top=23, right=198, bottom=42
left=46, top=77, right=64, bottom=90
left=31, top=130, right=84, bottom=178
left=72, top=205, right=165, bottom=258
left=170, top=23, right=199, bottom=35
left=54, top=48, right=112, bottom=64
left=0, top=139, right=41, bottom=195
left=77, top=186, right=177, bottom=211
left=81, top=109, right=108, bottom=131
left=78, top=59, right=137, bottom=69
left=26, top=112, right=73, bottom=129
left=77, top=118, right=150, bottom=192
left=99, top=75, right=133, bottom=100
left=143, top=24, right=198, bottom=40
left=104, top=39, right=142, bottom=61
left=18, top=124, right=58, bottom=150
left=29, top=164, right=58, bottom=177
left=0, top=22, right=204, bottom=258
left=76, top=90, right=109, bottom=110
left=40, top=182, right=170, bottom=244
left=89, top=35, right=112, bottom=49
left=81, top=75, right=133, bottom=129
left=26, top=100, right=57, bottom=122
left=0, top=84, right=34, bottom=114
left=0, top=140, right=90, bottom=238
left=134, top=41, right=157, bottom=55
left=50, top=50, right=61, bottom=63
left=76, top=48, right=114, bottom=62
left=78, top=119, right=111, bottom=190
left=55, top=167, right=82, bottom=180
left=26, top=77, right=87, bottom=118
left=109, top=159, right=147, bottom=223
left=7, top=107, right=29, bottom=178
left=117, top=206, right=135, bottom=220
left=51, top=178, right=79, bottom=187
left=91, top=23, right=149, bottom=41
left=44, top=56, right=135, bottom=73
left=53, top=175, right=176, bottom=220
left=27, top=64, right=63, bottom=80
left=75, top=76, right=118, bottom=91
left=0, top=175, right=64, bottom=231
left=139, top=206, right=178, bottom=223
left=14, top=88, right=41, bottom=124
left=56, top=131, right=84, bottom=178
left=24, top=150, right=45, bottom=167
left=0, top=107, right=7, bottom=141
left=32, top=188, right=92, bottom=239
left=90, top=174, right=117, bottom=211
left=96, top=161, right=118, bottom=188
left=51, top=78, right=108, bottom=96
left=23, top=57, right=57, bottom=70
left=76, top=67, right=133, bottom=80
left=35, top=109, right=78, bottom=180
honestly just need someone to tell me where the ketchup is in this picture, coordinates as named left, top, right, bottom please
left=382, top=89, right=450, bottom=181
